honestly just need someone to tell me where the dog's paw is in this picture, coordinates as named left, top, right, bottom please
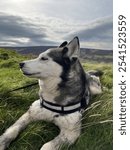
left=0, top=145, right=5, bottom=150
left=0, top=135, right=11, bottom=150
left=0, top=136, right=7, bottom=150
left=40, top=142, right=56, bottom=150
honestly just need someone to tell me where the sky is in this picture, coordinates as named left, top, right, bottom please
left=0, top=0, right=113, bottom=49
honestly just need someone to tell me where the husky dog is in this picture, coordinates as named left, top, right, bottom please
left=0, top=37, right=103, bottom=150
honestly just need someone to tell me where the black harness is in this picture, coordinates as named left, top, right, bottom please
left=40, top=91, right=90, bottom=114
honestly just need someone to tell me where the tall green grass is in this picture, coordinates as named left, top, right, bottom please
left=0, top=49, right=112, bottom=150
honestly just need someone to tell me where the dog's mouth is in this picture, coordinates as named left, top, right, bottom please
left=23, top=72, right=40, bottom=76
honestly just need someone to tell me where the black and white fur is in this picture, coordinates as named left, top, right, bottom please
left=0, top=37, right=102, bottom=150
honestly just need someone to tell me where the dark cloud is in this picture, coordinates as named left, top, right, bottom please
left=0, top=12, right=56, bottom=46
left=0, top=12, right=113, bottom=49
left=65, top=16, right=113, bottom=49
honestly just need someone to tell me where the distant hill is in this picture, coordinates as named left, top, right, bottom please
left=0, top=46, right=113, bottom=63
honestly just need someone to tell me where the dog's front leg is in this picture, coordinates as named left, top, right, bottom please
left=40, top=114, right=81, bottom=150
left=40, top=126, right=81, bottom=150
left=0, top=99, right=54, bottom=150
left=0, top=110, right=33, bottom=150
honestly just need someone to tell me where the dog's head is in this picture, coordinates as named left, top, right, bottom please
left=19, top=37, right=80, bottom=79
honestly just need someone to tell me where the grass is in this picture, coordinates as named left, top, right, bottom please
left=0, top=48, right=113, bottom=150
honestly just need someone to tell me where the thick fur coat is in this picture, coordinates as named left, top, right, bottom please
left=0, top=37, right=102, bottom=150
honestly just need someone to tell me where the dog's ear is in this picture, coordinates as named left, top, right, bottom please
left=68, top=36, right=80, bottom=58
left=62, top=37, right=80, bottom=59
left=59, top=41, right=68, bottom=48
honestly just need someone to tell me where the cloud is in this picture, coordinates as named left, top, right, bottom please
left=64, top=16, right=113, bottom=49
left=0, top=12, right=57, bottom=46
left=0, top=12, right=81, bottom=47
left=0, top=12, right=113, bottom=49
left=0, top=12, right=84, bottom=47
left=0, top=0, right=112, bottom=49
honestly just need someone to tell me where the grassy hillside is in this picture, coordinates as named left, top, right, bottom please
left=0, top=48, right=113, bottom=150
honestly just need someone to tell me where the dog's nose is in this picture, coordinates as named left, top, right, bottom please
left=19, top=62, right=25, bottom=68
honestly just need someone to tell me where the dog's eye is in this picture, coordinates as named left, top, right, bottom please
left=41, top=57, right=48, bottom=61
